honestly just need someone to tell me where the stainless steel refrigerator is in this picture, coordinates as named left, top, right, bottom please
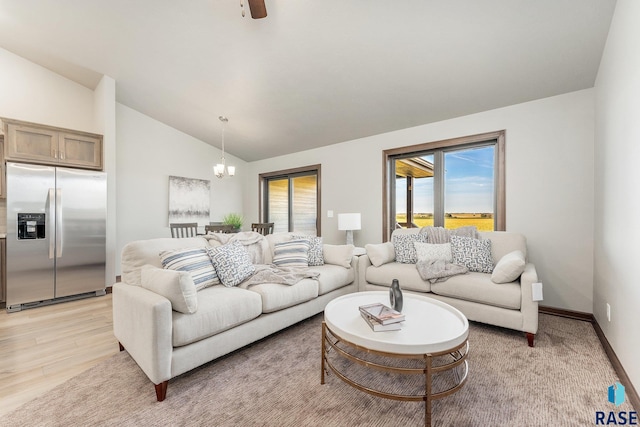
left=6, top=162, right=107, bottom=312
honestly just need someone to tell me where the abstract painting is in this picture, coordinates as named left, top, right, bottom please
left=168, top=175, right=210, bottom=224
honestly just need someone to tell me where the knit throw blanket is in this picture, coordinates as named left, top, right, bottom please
left=416, top=259, right=468, bottom=283
left=419, top=225, right=479, bottom=243
left=204, top=231, right=269, bottom=264
left=241, top=264, right=320, bottom=288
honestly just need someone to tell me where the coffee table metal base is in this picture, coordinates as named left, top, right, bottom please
left=321, top=321, right=469, bottom=426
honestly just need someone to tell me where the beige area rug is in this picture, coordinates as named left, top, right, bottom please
left=5, top=313, right=636, bottom=426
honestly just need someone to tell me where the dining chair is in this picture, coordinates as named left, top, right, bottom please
left=170, top=222, right=198, bottom=238
left=251, top=222, right=274, bottom=236
left=205, top=224, right=236, bottom=234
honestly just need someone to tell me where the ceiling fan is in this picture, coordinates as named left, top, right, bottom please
left=241, top=0, right=267, bottom=19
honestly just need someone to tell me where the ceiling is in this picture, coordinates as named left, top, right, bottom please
left=0, top=0, right=616, bottom=162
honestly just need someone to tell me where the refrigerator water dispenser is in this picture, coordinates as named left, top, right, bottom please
left=17, top=213, right=46, bottom=239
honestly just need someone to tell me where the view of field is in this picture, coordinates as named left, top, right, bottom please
left=396, top=213, right=494, bottom=231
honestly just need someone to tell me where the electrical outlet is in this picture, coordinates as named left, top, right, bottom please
left=607, top=303, right=611, bottom=322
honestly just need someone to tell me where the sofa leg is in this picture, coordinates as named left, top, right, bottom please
left=526, top=333, right=535, bottom=347
left=155, top=381, right=169, bottom=401
left=118, top=342, right=125, bottom=352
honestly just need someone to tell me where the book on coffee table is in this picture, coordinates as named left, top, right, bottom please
left=359, top=303, right=405, bottom=325
left=360, top=311, right=402, bottom=332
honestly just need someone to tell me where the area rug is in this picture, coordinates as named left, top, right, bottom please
left=4, top=314, right=635, bottom=426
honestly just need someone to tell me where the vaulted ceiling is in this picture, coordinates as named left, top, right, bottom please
left=0, top=0, right=616, bottom=161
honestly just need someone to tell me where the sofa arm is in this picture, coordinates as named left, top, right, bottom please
left=358, top=255, right=372, bottom=292
left=112, top=283, right=173, bottom=385
left=519, top=263, right=539, bottom=334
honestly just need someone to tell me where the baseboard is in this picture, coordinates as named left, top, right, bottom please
left=592, top=319, right=639, bottom=411
left=540, top=306, right=638, bottom=411
left=539, top=305, right=593, bottom=322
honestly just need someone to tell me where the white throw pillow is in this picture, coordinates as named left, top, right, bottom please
left=323, top=244, right=354, bottom=268
left=141, top=266, right=198, bottom=314
left=414, top=242, right=453, bottom=263
left=365, top=242, right=395, bottom=267
left=491, top=250, right=526, bottom=284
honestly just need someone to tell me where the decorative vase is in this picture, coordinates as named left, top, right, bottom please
left=389, top=279, right=403, bottom=312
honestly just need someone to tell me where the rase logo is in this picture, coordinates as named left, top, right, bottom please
left=595, top=382, right=638, bottom=425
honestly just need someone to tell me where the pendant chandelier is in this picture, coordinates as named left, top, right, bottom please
left=214, top=116, right=235, bottom=178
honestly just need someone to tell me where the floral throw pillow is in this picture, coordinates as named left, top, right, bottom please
left=207, top=241, right=255, bottom=287
left=392, top=233, right=428, bottom=264
left=450, top=235, right=494, bottom=273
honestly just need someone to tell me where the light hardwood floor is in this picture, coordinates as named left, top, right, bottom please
left=0, top=294, right=118, bottom=416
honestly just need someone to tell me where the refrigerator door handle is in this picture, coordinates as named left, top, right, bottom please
left=56, top=188, right=63, bottom=258
left=48, top=188, right=56, bottom=259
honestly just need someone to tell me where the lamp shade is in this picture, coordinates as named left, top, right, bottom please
left=338, top=213, right=361, bottom=231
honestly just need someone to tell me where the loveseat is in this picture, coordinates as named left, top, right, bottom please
left=112, top=232, right=357, bottom=401
left=358, top=228, right=539, bottom=346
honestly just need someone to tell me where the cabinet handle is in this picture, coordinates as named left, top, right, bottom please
left=53, top=149, right=57, bottom=159
left=60, top=151, right=65, bottom=160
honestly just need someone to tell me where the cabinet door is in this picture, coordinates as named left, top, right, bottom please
left=0, top=135, right=5, bottom=199
left=59, top=132, right=103, bottom=169
left=6, top=123, right=58, bottom=164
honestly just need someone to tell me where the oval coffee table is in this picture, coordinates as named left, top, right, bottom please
left=321, top=291, right=469, bottom=426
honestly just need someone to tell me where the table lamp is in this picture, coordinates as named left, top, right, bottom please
left=338, top=213, right=361, bottom=245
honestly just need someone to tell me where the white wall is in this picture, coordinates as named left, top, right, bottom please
left=0, top=47, right=96, bottom=132
left=93, top=75, right=118, bottom=285
left=594, top=0, right=640, bottom=392
left=246, top=89, right=595, bottom=313
left=115, top=104, right=246, bottom=273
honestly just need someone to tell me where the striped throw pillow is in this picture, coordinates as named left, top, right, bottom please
left=160, top=248, right=219, bottom=291
left=273, top=239, right=310, bottom=268
left=292, top=235, right=324, bottom=266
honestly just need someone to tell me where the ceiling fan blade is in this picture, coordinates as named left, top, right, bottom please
left=247, top=0, right=267, bottom=19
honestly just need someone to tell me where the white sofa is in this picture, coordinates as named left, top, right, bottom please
left=112, top=232, right=357, bottom=401
left=358, top=228, right=539, bottom=346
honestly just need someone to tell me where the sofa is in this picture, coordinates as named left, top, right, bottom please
left=358, top=228, right=539, bottom=346
left=112, top=232, right=357, bottom=401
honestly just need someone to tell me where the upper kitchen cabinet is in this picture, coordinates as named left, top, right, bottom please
left=1, top=118, right=103, bottom=170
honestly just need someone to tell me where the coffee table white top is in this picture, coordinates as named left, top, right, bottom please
left=324, top=291, right=469, bottom=354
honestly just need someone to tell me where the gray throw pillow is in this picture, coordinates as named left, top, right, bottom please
left=272, top=239, right=311, bottom=268
left=160, top=247, right=219, bottom=291
left=450, top=235, right=493, bottom=273
left=208, top=241, right=255, bottom=287
left=392, top=233, right=428, bottom=263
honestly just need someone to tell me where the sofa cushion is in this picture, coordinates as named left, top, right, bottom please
left=491, top=250, right=526, bottom=284
left=392, top=233, right=428, bottom=263
left=292, top=235, right=324, bottom=266
left=141, top=266, right=198, bottom=314
left=365, top=262, right=431, bottom=293
left=208, top=241, right=255, bottom=287
left=312, top=263, right=356, bottom=295
left=172, top=286, right=263, bottom=347
left=239, top=279, right=319, bottom=313
left=121, top=237, right=208, bottom=285
left=451, top=235, right=494, bottom=273
left=323, top=244, right=354, bottom=268
left=414, top=242, right=453, bottom=263
left=272, top=239, right=310, bottom=268
left=160, top=247, right=219, bottom=291
left=365, top=242, right=395, bottom=267
left=479, top=231, right=527, bottom=264
left=431, top=272, right=521, bottom=310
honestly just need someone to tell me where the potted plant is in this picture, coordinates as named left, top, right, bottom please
left=222, top=213, right=244, bottom=232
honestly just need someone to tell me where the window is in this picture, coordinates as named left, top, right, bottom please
left=259, top=165, right=321, bottom=235
left=383, top=131, right=505, bottom=240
